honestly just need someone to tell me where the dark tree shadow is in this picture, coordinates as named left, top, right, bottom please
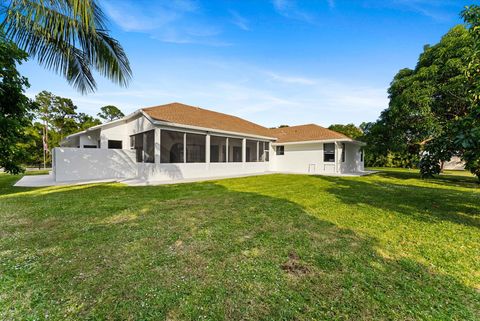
left=0, top=180, right=478, bottom=320
left=317, top=175, right=480, bottom=228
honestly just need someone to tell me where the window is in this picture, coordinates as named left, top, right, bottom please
left=108, top=140, right=122, bottom=149
left=130, top=130, right=155, bottom=163
left=228, top=138, right=242, bottom=162
left=161, top=130, right=184, bottom=163
left=259, top=141, right=270, bottom=162
left=186, top=133, right=206, bottom=163
left=246, top=140, right=258, bottom=162
left=341, top=143, right=346, bottom=162
left=324, top=143, right=335, bottom=162
left=276, top=146, right=284, bottom=155
left=360, top=149, right=364, bottom=162
left=210, top=136, right=227, bottom=162
left=83, top=145, right=97, bottom=148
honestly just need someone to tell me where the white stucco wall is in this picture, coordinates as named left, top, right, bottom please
left=271, top=141, right=364, bottom=174
left=53, top=148, right=137, bottom=182
left=271, top=142, right=334, bottom=174
left=79, top=131, right=100, bottom=148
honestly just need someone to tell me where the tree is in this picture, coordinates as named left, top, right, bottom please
left=33, top=91, right=102, bottom=164
left=1, top=0, right=132, bottom=93
left=419, top=6, right=480, bottom=181
left=328, top=124, right=363, bottom=139
left=363, top=23, right=477, bottom=173
left=97, top=105, right=124, bottom=122
left=0, top=36, right=35, bottom=174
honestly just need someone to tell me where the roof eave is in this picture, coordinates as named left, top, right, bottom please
left=144, top=113, right=277, bottom=140
left=272, top=138, right=366, bottom=145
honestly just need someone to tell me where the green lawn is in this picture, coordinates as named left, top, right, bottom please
left=0, top=169, right=478, bottom=320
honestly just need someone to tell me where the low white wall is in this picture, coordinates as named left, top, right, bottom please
left=53, top=148, right=137, bottom=182
left=53, top=148, right=270, bottom=183
left=137, top=162, right=269, bottom=182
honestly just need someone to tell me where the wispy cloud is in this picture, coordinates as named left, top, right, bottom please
left=271, top=0, right=315, bottom=23
left=266, top=72, right=317, bottom=85
left=365, top=0, right=459, bottom=22
left=102, top=0, right=227, bottom=45
left=230, top=10, right=250, bottom=31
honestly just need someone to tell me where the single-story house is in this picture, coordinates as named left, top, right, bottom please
left=54, top=102, right=365, bottom=183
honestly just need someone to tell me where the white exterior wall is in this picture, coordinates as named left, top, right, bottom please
left=271, top=142, right=337, bottom=174
left=79, top=131, right=100, bottom=148
left=271, top=141, right=364, bottom=174
left=53, top=148, right=137, bottom=182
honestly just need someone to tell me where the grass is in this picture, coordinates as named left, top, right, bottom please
left=0, top=169, right=478, bottom=320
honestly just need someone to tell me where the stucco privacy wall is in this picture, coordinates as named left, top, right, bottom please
left=136, top=162, right=270, bottom=181
left=53, top=148, right=271, bottom=183
left=53, top=148, right=138, bottom=182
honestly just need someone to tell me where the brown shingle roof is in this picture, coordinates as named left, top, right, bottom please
left=268, top=124, right=349, bottom=143
left=142, top=103, right=274, bottom=138
left=141, top=103, right=350, bottom=143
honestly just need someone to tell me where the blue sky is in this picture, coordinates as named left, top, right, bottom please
left=20, top=0, right=471, bottom=127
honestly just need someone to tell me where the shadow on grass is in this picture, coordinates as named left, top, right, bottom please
left=318, top=175, right=479, bottom=228
left=0, top=180, right=478, bottom=320
left=371, top=168, right=479, bottom=189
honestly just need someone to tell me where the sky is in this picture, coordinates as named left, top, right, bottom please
left=19, top=0, right=472, bottom=128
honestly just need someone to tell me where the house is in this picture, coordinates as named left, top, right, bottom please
left=54, top=102, right=365, bottom=183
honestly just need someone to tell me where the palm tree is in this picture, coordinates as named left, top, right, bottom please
left=0, top=0, right=132, bottom=93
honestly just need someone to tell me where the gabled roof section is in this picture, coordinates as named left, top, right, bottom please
left=142, top=102, right=274, bottom=138
left=269, top=124, right=349, bottom=143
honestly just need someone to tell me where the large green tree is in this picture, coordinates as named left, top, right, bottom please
left=1, top=0, right=132, bottom=93
left=0, top=36, right=35, bottom=174
left=97, top=105, right=124, bottom=122
left=328, top=124, right=363, bottom=139
left=363, top=22, right=478, bottom=174
left=419, top=6, right=480, bottom=180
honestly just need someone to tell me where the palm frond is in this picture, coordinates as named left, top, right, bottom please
left=1, top=0, right=132, bottom=93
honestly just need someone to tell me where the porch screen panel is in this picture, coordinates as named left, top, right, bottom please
left=143, top=130, right=155, bottom=163
left=131, top=133, right=143, bottom=162
left=210, top=136, right=226, bottom=162
left=246, top=140, right=258, bottom=162
left=324, top=143, right=335, bottom=162
left=161, top=130, right=184, bottom=163
left=228, top=138, right=242, bottom=162
left=186, top=133, right=206, bottom=163
left=259, top=142, right=269, bottom=162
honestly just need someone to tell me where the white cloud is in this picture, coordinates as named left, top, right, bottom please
left=102, top=0, right=225, bottom=45
left=271, top=0, right=315, bottom=23
left=230, top=10, right=250, bottom=31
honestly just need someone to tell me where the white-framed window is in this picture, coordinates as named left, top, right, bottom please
left=276, top=145, right=284, bottom=155
left=324, top=143, right=335, bottom=162
left=341, top=143, right=346, bottom=162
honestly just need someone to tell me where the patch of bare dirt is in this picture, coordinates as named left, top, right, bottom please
left=281, top=251, right=310, bottom=276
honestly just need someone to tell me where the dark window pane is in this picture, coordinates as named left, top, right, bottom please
left=108, top=140, right=122, bottom=149
left=341, top=143, right=345, bottom=162
left=83, top=145, right=97, bottom=148
left=246, top=140, right=258, bottom=162
left=276, top=146, right=284, bottom=155
left=324, top=143, right=335, bottom=162
left=144, top=131, right=155, bottom=163
left=210, top=136, right=226, bottom=162
left=186, top=133, right=206, bottom=163
left=134, top=133, right=143, bottom=162
left=228, top=138, right=242, bottom=162
left=161, top=130, right=184, bottom=163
